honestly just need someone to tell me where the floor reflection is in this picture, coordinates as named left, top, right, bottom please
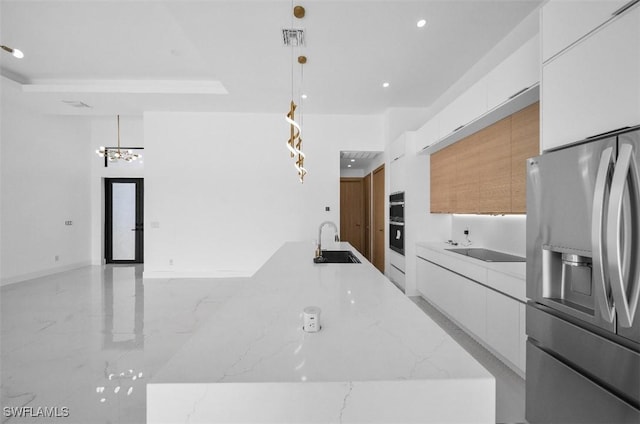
left=102, top=265, right=144, bottom=350
left=1, top=265, right=248, bottom=424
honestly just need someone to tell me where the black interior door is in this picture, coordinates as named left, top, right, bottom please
left=105, top=178, right=144, bottom=264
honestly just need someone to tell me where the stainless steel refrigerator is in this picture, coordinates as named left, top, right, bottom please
left=526, top=125, right=640, bottom=423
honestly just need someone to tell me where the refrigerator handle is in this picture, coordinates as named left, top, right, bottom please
left=592, top=147, right=616, bottom=323
left=606, top=143, right=640, bottom=328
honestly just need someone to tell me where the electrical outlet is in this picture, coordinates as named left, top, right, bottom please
left=325, top=206, right=330, bottom=212
left=55, top=255, right=60, bottom=262
left=464, top=227, right=469, bottom=235
left=65, top=220, right=73, bottom=226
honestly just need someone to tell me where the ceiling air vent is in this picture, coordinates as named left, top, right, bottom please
left=282, top=28, right=305, bottom=47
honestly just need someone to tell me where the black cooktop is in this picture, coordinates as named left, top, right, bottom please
left=445, top=248, right=525, bottom=263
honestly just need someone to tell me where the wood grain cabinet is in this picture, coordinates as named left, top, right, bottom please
left=454, top=133, right=480, bottom=213
left=430, top=146, right=457, bottom=213
left=430, top=102, right=539, bottom=214
left=479, top=117, right=512, bottom=214
left=511, top=102, right=540, bottom=212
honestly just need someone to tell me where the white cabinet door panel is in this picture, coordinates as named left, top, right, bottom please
left=519, top=302, right=527, bottom=372
left=486, top=289, right=521, bottom=367
left=415, top=116, right=439, bottom=152
left=542, top=0, right=627, bottom=62
left=390, top=155, right=406, bottom=194
left=486, top=270, right=526, bottom=302
left=458, top=278, right=487, bottom=340
left=438, top=80, right=488, bottom=138
left=389, top=134, right=406, bottom=161
left=542, top=5, right=640, bottom=150
left=417, top=258, right=459, bottom=320
left=487, top=35, right=540, bottom=111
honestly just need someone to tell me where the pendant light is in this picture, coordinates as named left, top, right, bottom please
left=96, top=115, right=141, bottom=162
left=284, top=4, right=308, bottom=183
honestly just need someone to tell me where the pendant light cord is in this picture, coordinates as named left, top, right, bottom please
left=117, top=115, right=121, bottom=153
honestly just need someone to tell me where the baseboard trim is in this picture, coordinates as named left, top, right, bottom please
left=1, top=261, right=93, bottom=287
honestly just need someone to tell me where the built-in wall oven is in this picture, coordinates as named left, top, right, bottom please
left=389, top=192, right=405, bottom=255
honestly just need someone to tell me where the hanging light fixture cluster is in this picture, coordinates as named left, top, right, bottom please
left=96, top=115, right=142, bottom=162
left=284, top=4, right=308, bottom=183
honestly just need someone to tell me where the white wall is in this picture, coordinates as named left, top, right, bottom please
left=383, top=107, right=430, bottom=144
left=451, top=215, right=526, bottom=257
left=1, top=80, right=92, bottom=285
left=90, top=116, right=144, bottom=265
left=143, top=112, right=384, bottom=278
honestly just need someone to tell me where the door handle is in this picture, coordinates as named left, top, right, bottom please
left=607, top=143, right=640, bottom=328
left=592, top=147, right=615, bottom=323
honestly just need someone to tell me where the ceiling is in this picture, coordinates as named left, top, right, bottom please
left=340, top=150, right=382, bottom=172
left=0, top=0, right=542, bottom=116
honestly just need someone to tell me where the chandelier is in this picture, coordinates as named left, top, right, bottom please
left=284, top=4, right=307, bottom=183
left=96, top=115, right=141, bottom=162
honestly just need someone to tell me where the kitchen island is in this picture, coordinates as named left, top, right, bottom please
left=147, top=242, right=494, bottom=423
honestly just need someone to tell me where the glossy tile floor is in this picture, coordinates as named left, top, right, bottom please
left=1, top=265, right=250, bottom=423
left=1, top=265, right=525, bottom=423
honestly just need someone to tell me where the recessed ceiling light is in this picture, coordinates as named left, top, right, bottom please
left=301, top=94, right=308, bottom=99
left=347, top=164, right=352, bottom=168
left=350, top=159, right=355, bottom=162
left=417, top=19, right=427, bottom=28
left=382, top=82, right=390, bottom=88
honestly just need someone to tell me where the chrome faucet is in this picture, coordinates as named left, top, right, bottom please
left=316, top=221, right=340, bottom=257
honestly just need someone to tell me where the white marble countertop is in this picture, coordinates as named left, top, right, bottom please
left=417, top=241, right=526, bottom=281
left=148, top=241, right=495, bottom=423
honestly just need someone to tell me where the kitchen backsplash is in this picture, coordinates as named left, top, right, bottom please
left=451, top=214, right=526, bottom=257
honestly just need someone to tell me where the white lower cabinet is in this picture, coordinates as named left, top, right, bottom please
left=485, top=289, right=521, bottom=368
left=416, top=257, right=486, bottom=347
left=519, top=302, right=527, bottom=373
left=457, top=277, right=487, bottom=340
left=417, top=255, right=526, bottom=374
left=417, top=258, right=459, bottom=319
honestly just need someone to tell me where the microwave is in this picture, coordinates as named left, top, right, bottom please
left=389, top=192, right=404, bottom=222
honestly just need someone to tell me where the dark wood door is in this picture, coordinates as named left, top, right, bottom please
left=363, top=173, right=372, bottom=261
left=372, top=165, right=385, bottom=272
left=340, top=178, right=364, bottom=254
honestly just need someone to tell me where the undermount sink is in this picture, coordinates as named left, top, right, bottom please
left=313, top=250, right=361, bottom=264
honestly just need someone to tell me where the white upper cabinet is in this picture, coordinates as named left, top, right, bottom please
left=415, top=114, right=440, bottom=153
left=389, top=134, right=407, bottom=193
left=389, top=133, right=406, bottom=161
left=486, top=35, right=540, bottom=111
left=542, top=0, right=628, bottom=62
left=542, top=4, right=640, bottom=150
left=438, top=79, right=488, bottom=139
left=416, top=35, right=539, bottom=154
